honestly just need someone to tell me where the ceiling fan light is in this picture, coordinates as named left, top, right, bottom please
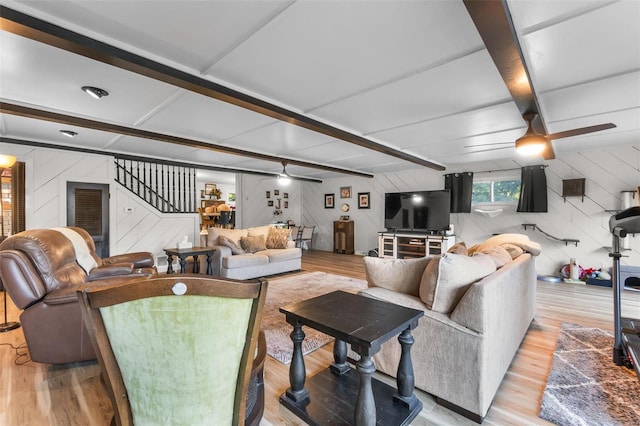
left=60, top=130, right=78, bottom=138
left=278, top=162, right=291, bottom=185
left=81, top=86, right=109, bottom=99
left=515, top=134, right=546, bottom=155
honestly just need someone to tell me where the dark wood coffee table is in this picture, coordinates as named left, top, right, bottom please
left=279, top=290, right=424, bottom=426
left=164, top=246, right=215, bottom=275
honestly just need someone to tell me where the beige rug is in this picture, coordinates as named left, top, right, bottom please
left=262, top=271, right=367, bottom=364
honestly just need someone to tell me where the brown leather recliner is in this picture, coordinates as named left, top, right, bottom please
left=0, top=228, right=156, bottom=364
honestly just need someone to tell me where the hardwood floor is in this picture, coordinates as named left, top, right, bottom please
left=1, top=250, right=638, bottom=425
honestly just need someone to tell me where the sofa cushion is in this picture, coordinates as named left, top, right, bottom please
left=265, top=227, right=291, bottom=249
left=218, top=235, right=245, bottom=255
left=241, top=235, right=267, bottom=253
left=419, top=253, right=496, bottom=313
left=258, top=248, right=301, bottom=263
left=223, top=253, right=269, bottom=269
left=363, top=256, right=432, bottom=297
left=207, top=228, right=248, bottom=246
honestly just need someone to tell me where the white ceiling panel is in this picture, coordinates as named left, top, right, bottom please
left=0, top=32, right=179, bottom=125
left=208, top=0, right=484, bottom=111
left=11, top=0, right=293, bottom=72
left=372, top=102, right=525, bottom=149
left=139, top=91, right=277, bottom=143
left=311, top=49, right=512, bottom=135
left=518, top=0, right=640, bottom=92
left=540, top=71, right=640, bottom=124
left=106, top=135, right=199, bottom=160
left=1, top=114, right=117, bottom=149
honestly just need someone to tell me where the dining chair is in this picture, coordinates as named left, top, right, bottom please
left=299, top=225, right=315, bottom=251
left=289, top=226, right=302, bottom=247
left=197, top=207, right=216, bottom=230
left=77, top=275, right=268, bottom=426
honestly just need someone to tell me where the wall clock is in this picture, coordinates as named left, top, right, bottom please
left=341, top=203, right=350, bottom=212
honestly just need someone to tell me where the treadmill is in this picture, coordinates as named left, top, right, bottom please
left=609, top=205, right=640, bottom=379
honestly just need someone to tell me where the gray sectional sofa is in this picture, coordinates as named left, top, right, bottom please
left=357, top=234, right=541, bottom=423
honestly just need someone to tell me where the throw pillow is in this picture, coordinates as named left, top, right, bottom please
left=476, top=245, right=512, bottom=268
left=473, top=233, right=541, bottom=256
left=500, top=243, right=524, bottom=259
left=266, top=227, right=290, bottom=249
left=218, top=235, right=245, bottom=255
left=447, top=241, right=467, bottom=255
left=240, top=235, right=266, bottom=253
left=247, top=225, right=271, bottom=240
left=419, top=253, right=496, bottom=313
left=363, top=256, right=432, bottom=297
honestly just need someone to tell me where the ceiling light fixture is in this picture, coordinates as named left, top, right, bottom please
left=515, top=115, right=547, bottom=156
left=81, top=86, right=109, bottom=99
left=59, top=130, right=78, bottom=138
left=278, top=161, right=291, bottom=185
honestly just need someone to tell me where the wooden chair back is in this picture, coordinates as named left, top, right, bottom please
left=77, top=275, right=268, bottom=426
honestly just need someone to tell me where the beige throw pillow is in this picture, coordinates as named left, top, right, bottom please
left=266, top=227, right=290, bottom=249
left=447, top=241, right=467, bottom=255
left=475, top=245, right=512, bottom=268
left=419, top=253, right=496, bottom=313
left=363, top=256, right=432, bottom=297
left=218, top=235, right=245, bottom=255
left=240, top=235, right=266, bottom=253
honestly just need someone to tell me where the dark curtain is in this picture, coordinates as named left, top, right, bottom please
left=444, top=172, right=473, bottom=213
left=517, top=165, right=548, bottom=212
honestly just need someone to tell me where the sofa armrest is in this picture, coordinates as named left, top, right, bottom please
left=210, top=245, right=231, bottom=275
left=102, top=252, right=154, bottom=268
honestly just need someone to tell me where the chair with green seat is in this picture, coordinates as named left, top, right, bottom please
left=77, top=274, right=268, bottom=426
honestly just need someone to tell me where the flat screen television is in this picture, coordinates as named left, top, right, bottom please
left=384, top=190, right=451, bottom=233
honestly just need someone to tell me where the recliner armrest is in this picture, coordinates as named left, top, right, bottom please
left=102, top=252, right=154, bottom=268
left=87, top=263, right=134, bottom=281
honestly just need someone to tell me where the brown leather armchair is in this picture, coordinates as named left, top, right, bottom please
left=0, top=228, right=156, bottom=364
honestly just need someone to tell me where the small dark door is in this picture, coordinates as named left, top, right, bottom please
left=67, top=182, right=110, bottom=257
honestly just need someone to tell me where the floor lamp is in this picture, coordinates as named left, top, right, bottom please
left=0, top=154, right=20, bottom=332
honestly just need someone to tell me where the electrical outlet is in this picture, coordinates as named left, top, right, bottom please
left=124, top=207, right=134, bottom=212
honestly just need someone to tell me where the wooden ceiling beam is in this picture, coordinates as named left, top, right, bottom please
left=0, top=6, right=445, bottom=172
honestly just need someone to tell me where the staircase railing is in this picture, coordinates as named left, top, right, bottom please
left=115, top=158, right=197, bottom=213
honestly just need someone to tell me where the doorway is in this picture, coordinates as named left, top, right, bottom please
left=67, top=182, right=110, bottom=257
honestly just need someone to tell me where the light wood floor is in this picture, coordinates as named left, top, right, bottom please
left=1, top=250, right=639, bottom=425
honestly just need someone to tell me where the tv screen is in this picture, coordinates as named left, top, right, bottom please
left=385, top=190, right=451, bottom=233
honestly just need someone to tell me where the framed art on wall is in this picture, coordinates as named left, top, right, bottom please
left=325, top=194, right=335, bottom=209
left=358, top=192, right=370, bottom=209
left=340, top=186, right=351, bottom=198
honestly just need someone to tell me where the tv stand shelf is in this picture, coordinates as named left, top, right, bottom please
left=378, top=232, right=455, bottom=259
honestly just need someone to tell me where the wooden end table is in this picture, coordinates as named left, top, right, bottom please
left=163, top=246, right=215, bottom=275
left=279, top=290, right=424, bottom=426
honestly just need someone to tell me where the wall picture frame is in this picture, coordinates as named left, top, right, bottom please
left=358, top=192, right=370, bottom=209
left=340, top=186, right=351, bottom=198
left=266, top=191, right=271, bottom=198
left=325, top=193, right=335, bottom=209
left=268, top=200, right=274, bottom=207
left=274, top=189, right=280, bottom=196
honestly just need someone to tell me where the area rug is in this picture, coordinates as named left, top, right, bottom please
left=539, top=322, right=640, bottom=425
left=263, top=271, right=367, bottom=364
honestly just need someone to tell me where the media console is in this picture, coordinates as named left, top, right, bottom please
left=378, top=232, right=455, bottom=259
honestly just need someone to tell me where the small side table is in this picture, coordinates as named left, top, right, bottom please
left=164, top=246, right=215, bottom=275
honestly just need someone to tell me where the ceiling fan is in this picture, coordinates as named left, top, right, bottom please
left=463, top=0, right=616, bottom=160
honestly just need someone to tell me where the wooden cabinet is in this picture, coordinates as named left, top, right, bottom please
left=334, top=221, right=354, bottom=254
left=378, top=232, right=454, bottom=259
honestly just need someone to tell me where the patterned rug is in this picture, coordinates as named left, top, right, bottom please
left=539, top=322, right=640, bottom=425
left=262, top=271, right=367, bottom=364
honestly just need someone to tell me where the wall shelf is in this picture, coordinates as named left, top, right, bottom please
left=522, top=223, right=579, bottom=246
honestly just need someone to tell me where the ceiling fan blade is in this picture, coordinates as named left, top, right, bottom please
left=464, top=142, right=512, bottom=148
left=546, top=123, right=617, bottom=140
left=541, top=141, right=555, bottom=160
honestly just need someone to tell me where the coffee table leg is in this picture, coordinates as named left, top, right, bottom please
left=394, top=328, right=420, bottom=410
left=330, top=339, right=350, bottom=375
left=192, top=255, right=200, bottom=274
left=355, top=355, right=376, bottom=426
left=285, top=322, right=310, bottom=403
left=178, top=255, right=187, bottom=273
left=206, top=253, right=213, bottom=275
left=166, top=254, right=174, bottom=274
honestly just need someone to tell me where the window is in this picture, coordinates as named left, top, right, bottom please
left=472, top=177, right=520, bottom=204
